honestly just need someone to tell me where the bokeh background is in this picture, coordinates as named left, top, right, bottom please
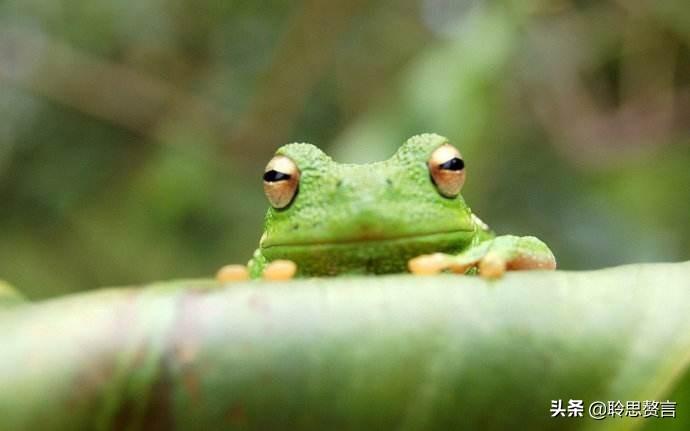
left=0, top=0, right=688, bottom=299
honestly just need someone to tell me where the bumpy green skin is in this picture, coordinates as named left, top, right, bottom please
left=249, top=134, right=554, bottom=278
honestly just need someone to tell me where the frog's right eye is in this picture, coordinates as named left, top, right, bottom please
left=263, top=155, right=300, bottom=209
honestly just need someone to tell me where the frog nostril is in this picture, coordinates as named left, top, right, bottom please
left=386, top=178, right=393, bottom=187
left=336, top=179, right=344, bottom=188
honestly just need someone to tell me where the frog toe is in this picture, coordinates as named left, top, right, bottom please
left=408, top=253, right=447, bottom=275
left=216, top=264, right=250, bottom=283
left=478, top=251, right=507, bottom=279
left=507, top=253, right=557, bottom=271
left=263, top=260, right=298, bottom=281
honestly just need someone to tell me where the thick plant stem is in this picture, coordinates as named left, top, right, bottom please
left=1, top=262, right=690, bottom=431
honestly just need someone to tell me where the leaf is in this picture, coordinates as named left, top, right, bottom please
left=1, top=262, right=690, bottom=430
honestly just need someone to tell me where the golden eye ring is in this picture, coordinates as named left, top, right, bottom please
left=428, top=143, right=466, bottom=198
left=263, top=155, right=300, bottom=209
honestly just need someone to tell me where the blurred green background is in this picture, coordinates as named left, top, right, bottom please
left=0, top=0, right=687, bottom=299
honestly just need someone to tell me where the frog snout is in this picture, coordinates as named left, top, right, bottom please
left=342, top=204, right=404, bottom=239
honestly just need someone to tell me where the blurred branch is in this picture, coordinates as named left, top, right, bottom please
left=520, top=7, right=688, bottom=167
left=0, top=0, right=379, bottom=163
left=2, top=262, right=690, bottom=429
left=334, top=5, right=434, bottom=117
left=226, top=0, right=372, bottom=156
left=0, top=26, right=234, bottom=150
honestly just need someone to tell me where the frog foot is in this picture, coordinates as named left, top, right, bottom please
left=409, top=235, right=556, bottom=279
left=408, top=251, right=510, bottom=278
left=216, top=264, right=250, bottom=283
left=262, top=260, right=298, bottom=281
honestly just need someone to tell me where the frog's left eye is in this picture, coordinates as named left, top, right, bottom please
left=263, top=155, right=300, bottom=209
left=428, top=143, right=466, bottom=198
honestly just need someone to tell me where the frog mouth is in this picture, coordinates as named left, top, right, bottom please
left=262, top=228, right=475, bottom=249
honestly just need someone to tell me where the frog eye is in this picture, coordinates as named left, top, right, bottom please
left=428, top=144, right=466, bottom=198
left=263, top=155, right=300, bottom=209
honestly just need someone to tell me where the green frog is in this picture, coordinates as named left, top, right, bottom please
left=218, top=133, right=555, bottom=282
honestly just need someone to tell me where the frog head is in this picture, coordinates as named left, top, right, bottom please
left=259, top=133, right=477, bottom=275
